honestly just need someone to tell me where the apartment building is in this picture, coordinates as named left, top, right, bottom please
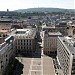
left=0, top=36, right=15, bottom=75
left=0, top=20, right=12, bottom=31
left=56, top=21, right=75, bottom=37
left=14, top=28, right=36, bottom=54
left=42, top=31, right=62, bottom=56
left=57, top=36, right=75, bottom=75
left=0, top=28, right=36, bottom=75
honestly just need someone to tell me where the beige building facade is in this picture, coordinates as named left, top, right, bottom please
left=42, top=31, right=62, bottom=56
left=14, top=29, right=36, bottom=54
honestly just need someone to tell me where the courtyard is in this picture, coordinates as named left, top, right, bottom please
left=14, top=54, right=56, bottom=75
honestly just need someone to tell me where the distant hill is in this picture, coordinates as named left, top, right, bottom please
left=14, top=8, right=75, bottom=13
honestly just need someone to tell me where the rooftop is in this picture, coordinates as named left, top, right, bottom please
left=48, top=32, right=62, bottom=36
left=15, top=29, right=36, bottom=39
left=0, top=36, right=14, bottom=54
left=45, top=31, right=63, bottom=37
left=42, top=24, right=55, bottom=29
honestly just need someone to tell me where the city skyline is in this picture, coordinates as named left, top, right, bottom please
left=0, top=0, right=75, bottom=11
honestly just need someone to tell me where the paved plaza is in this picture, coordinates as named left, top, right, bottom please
left=15, top=55, right=56, bottom=75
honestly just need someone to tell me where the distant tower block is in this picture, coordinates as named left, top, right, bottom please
left=7, top=9, right=9, bottom=12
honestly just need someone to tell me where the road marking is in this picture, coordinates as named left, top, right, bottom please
left=28, top=58, right=33, bottom=75
left=51, top=58, right=56, bottom=75
left=41, top=48, right=43, bottom=75
left=41, top=56, right=43, bottom=75
left=30, top=70, right=41, bottom=71
left=31, top=65, right=42, bottom=66
left=30, top=58, right=34, bottom=75
left=28, top=57, right=42, bottom=75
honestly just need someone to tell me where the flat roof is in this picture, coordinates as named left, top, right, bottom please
left=0, top=36, right=14, bottom=54
left=42, top=25, right=55, bottom=29
left=48, top=32, right=62, bottom=36
left=47, top=32, right=63, bottom=37
left=15, top=29, right=36, bottom=38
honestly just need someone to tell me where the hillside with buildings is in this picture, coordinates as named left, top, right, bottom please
left=14, top=8, right=75, bottom=13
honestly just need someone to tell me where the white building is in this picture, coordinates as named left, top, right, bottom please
left=57, top=36, right=75, bottom=75
left=0, top=36, right=15, bottom=75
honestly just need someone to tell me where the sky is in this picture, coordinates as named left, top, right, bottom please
left=0, top=0, right=75, bottom=11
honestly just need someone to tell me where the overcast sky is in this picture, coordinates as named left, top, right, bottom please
left=0, top=0, right=75, bottom=11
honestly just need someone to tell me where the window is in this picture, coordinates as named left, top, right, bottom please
left=6, top=55, right=7, bottom=57
left=27, top=43, right=28, bottom=45
left=24, top=47, right=25, bottom=49
left=1, top=61, right=2, bottom=63
left=30, top=43, right=31, bottom=45
left=21, top=40, right=22, bottom=42
left=27, top=40, right=28, bottom=42
left=21, top=46, right=23, bottom=49
left=30, top=40, right=31, bottom=42
left=3, top=35, right=5, bottom=37
left=24, top=43, right=25, bottom=45
left=1, top=65, right=3, bottom=68
left=21, top=43, right=22, bottom=45
left=24, top=40, right=25, bottom=42
left=15, top=46, right=17, bottom=49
